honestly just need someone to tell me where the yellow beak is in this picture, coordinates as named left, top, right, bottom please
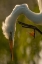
left=9, top=40, right=13, bottom=61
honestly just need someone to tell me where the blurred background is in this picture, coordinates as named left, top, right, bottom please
left=0, top=0, right=42, bottom=64
left=0, top=0, right=37, bottom=21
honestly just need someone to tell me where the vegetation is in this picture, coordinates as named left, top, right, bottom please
left=0, top=5, right=42, bottom=64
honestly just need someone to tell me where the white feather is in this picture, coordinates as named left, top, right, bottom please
left=2, top=4, right=42, bottom=45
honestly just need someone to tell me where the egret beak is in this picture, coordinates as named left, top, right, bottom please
left=9, top=32, right=13, bottom=61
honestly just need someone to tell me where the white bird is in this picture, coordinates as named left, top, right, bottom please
left=2, top=0, right=42, bottom=61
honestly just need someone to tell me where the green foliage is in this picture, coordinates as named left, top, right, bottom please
left=0, top=5, right=42, bottom=64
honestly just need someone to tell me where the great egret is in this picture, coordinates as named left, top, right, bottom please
left=2, top=0, right=42, bottom=61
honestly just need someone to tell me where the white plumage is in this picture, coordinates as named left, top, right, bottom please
left=2, top=0, right=42, bottom=45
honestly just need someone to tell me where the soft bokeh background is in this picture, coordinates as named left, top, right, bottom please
left=0, top=0, right=42, bottom=64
